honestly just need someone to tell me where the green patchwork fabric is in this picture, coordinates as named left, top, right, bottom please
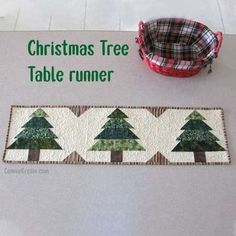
left=22, top=117, right=53, bottom=129
left=90, top=108, right=145, bottom=152
left=15, top=128, right=57, bottom=139
left=8, top=138, right=62, bottom=149
left=89, top=139, right=145, bottom=151
left=8, top=108, right=62, bottom=150
left=172, top=141, right=225, bottom=152
left=95, top=128, right=139, bottom=139
left=185, top=110, right=206, bottom=120
left=177, top=130, right=219, bottom=142
left=102, top=118, right=133, bottom=129
left=181, top=120, right=212, bottom=131
left=30, top=108, right=49, bottom=118
left=108, top=108, right=128, bottom=118
left=172, top=110, right=225, bottom=155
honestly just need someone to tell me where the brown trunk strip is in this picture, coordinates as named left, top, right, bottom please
left=194, top=152, right=206, bottom=163
left=111, top=151, right=123, bottom=162
left=28, top=149, right=40, bottom=162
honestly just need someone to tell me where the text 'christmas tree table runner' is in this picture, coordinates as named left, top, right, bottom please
left=3, top=106, right=230, bottom=165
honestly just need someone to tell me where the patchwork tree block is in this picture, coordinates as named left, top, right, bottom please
left=3, top=106, right=230, bottom=165
left=89, top=108, right=145, bottom=162
left=7, top=108, right=62, bottom=161
left=172, top=110, right=225, bottom=163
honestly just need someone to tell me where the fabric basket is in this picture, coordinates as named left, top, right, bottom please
left=136, top=18, right=223, bottom=77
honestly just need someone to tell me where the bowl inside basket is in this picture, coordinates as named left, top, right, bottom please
left=142, top=18, right=218, bottom=62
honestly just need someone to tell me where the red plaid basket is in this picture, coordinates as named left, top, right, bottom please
left=136, top=18, right=223, bottom=77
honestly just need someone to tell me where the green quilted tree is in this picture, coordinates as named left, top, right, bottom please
left=172, top=110, right=225, bottom=162
left=7, top=108, right=62, bottom=161
left=89, top=108, right=145, bottom=162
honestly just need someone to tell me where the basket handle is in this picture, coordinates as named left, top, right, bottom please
left=138, top=21, right=145, bottom=31
left=138, top=49, right=144, bottom=60
left=135, top=21, right=145, bottom=61
left=137, top=21, right=145, bottom=46
left=214, top=31, right=223, bottom=58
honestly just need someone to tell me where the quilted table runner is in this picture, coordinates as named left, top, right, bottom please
left=3, top=106, right=230, bottom=165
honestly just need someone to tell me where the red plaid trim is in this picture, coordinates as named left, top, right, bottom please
left=140, top=18, right=218, bottom=70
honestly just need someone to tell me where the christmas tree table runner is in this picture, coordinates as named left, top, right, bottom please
left=3, top=106, right=230, bottom=165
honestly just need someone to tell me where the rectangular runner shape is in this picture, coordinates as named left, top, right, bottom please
left=3, top=105, right=230, bottom=165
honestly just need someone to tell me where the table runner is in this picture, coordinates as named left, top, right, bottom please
left=3, top=105, right=230, bottom=165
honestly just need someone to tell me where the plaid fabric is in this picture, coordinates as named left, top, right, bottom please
left=141, top=18, right=218, bottom=70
